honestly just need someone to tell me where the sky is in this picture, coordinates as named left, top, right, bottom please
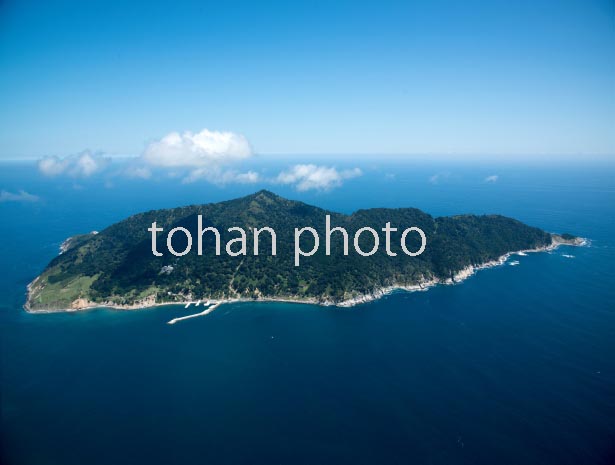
left=0, top=0, right=614, bottom=160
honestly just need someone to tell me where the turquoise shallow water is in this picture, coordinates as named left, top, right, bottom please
left=1, top=161, right=614, bottom=464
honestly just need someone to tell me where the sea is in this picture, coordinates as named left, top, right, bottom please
left=1, top=159, right=614, bottom=465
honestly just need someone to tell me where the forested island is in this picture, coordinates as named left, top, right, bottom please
left=25, top=190, right=582, bottom=312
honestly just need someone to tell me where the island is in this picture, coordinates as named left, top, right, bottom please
left=25, top=190, right=584, bottom=312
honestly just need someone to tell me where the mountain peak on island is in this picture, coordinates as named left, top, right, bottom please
left=252, top=189, right=279, bottom=197
left=248, top=189, right=286, bottom=202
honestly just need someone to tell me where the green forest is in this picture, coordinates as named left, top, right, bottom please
left=27, top=190, right=557, bottom=310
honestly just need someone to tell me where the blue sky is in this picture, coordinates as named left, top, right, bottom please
left=0, top=0, right=613, bottom=159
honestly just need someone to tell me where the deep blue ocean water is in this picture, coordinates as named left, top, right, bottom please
left=1, top=160, right=614, bottom=465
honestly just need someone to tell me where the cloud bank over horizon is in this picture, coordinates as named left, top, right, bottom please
left=35, top=128, right=363, bottom=191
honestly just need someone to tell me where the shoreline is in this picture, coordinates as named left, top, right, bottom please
left=24, top=236, right=586, bottom=316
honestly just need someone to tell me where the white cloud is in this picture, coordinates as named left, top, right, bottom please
left=0, top=189, right=39, bottom=203
left=234, top=171, right=260, bottom=184
left=276, top=164, right=362, bottom=191
left=429, top=172, right=451, bottom=184
left=38, top=157, right=67, bottom=176
left=484, top=175, right=499, bottom=183
left=182, top=167, right=260, bottom=185
left=124, top=166, right=152, bottom=179
left=38, top=151, right=110, bottom=177
left=138, top=128, right=256, bottom=185
left=142, top=129, right=252, bottom=168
